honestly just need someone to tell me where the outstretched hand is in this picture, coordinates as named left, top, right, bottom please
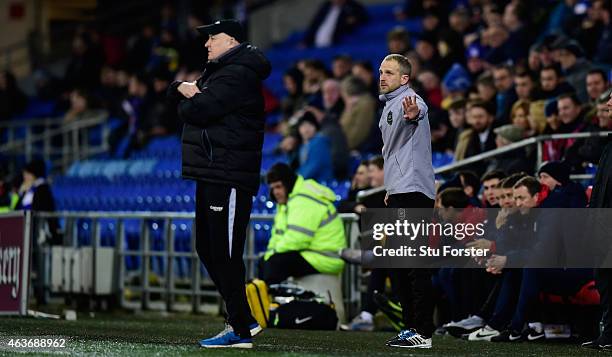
left=402, top=96, right=420, bottom=121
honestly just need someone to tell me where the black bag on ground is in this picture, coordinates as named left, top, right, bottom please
left=269, top=300, right=338, bottom=330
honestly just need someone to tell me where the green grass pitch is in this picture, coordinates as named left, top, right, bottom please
left=0, top=312, right=600, bottom=356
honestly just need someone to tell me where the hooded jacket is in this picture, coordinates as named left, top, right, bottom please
left=167, top=43, right=271, bottom=194
left=264, top=175, right=346, bottom=275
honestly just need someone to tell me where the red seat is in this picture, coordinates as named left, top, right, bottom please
left=540, top=280, right=600, bottom=305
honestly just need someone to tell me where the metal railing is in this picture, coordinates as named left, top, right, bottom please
left=357, top=131, right=611, bottom=202
left=0, top=112, right=109, bottom=173
left=33, top=211, right=361, bottom=316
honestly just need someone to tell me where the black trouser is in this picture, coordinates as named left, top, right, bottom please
left=195, top=182, right=256, bottom=339
left=387, top=191, right=435, bottom=338
left=363, top=268, right=391, bottom=314
left=261, top=251, right=319, bottom=284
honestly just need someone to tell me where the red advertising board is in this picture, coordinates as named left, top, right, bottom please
left=0, top=212, right=31, bottom=315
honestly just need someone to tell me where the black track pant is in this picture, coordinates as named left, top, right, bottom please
left=387, top=191, right=436, bottom=338
left=195, top=182, right=257, bottom=339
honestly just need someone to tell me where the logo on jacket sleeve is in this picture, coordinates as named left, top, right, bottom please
left=387, top=111, right=393, bottom=125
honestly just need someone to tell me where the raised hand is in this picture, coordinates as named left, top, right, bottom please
left=402, top=96, right=420, bottom=120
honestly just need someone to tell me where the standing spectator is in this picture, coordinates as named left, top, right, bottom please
left=297, top=113, right=334, bottom=183
left=339, top=76, right=376, bottom=150
left=302, top=0, right=368, bottom=48
left=0, top=70, right=28, bottom=121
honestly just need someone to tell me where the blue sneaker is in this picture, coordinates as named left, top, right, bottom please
left=199, top=330, right=253, bottom=349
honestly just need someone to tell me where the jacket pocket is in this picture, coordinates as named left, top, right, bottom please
left=394, top=154, right=404, bottom=176
left=200, top=129, right=214, bottom=165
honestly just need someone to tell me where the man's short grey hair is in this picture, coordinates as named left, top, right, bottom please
left=383, top=54, right=412, bottom=77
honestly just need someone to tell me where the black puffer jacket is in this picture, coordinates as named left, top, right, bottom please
left=168, top=43, right=271, bottom=194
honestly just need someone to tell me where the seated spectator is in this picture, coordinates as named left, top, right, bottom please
left=297, top=113, right=334, bottom=183
left=352, top=60, right=378, bottom=97
left=415, top=32, right=447, bottom=78
left=465, top=43, right=486, bottom=81
left=63, top=88, right=106, bottom=124
left=338, top=160, right=370, bottom=214
left=456, top=170, right=482, bottom=208
left=281, top=67, right=306, bottom=122
left=262, top=163, right=346, bottom=284
left=302, top=0, right=368, bottom=48
left=0, top=70, right=28, bottom=121
left=510, top=100, right=535, bottom=137
left=537, top=161, right=587, bottom=208
left=332, top=54, right=353, bottom=80
left=487, top=124, right=535, bottom=175
left=586, top=68, right=609, bottom=105
left=387, top=27, right=411, bottom=55
left=304, top=79, right=349, bottom=178
left=492, top=64, right=518, bottom=125
left=301, top=59, right=329, bottom=98
left=475, top=74, right=497, bottom=109
left=454, top=101, right=497, bottom=176
left=417, top=70, right=443, bottom=109
left=446, top=97, right=468, bottom=144
left=441, top=64, right=471, bottom=107
left=539, top=64, right=576, bottom=100
left=551, top=94, right=591, bottom=170
left=339, top=76, right=376, bottom=150
left=481, top=170, right=506, bottom=208
left=514, top=72, right=538, bottom=102
left=430, top=109, right=454, bottom=154
left=340, top=157, right=389, bottom=332
left=552, top=39, right=591, bottom=102
left=64, top=32, right=103, bottom=90
left=502, top=1, right=530, bottom=61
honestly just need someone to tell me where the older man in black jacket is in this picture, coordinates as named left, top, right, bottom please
left=167, top=19, right=270, bottom=349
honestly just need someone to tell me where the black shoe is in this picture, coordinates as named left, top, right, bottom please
left=490, top=329, right=522, bottom=342
left=522, top=327, right=545, bottom=341
left=582, top=339, right=601, bottom=349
